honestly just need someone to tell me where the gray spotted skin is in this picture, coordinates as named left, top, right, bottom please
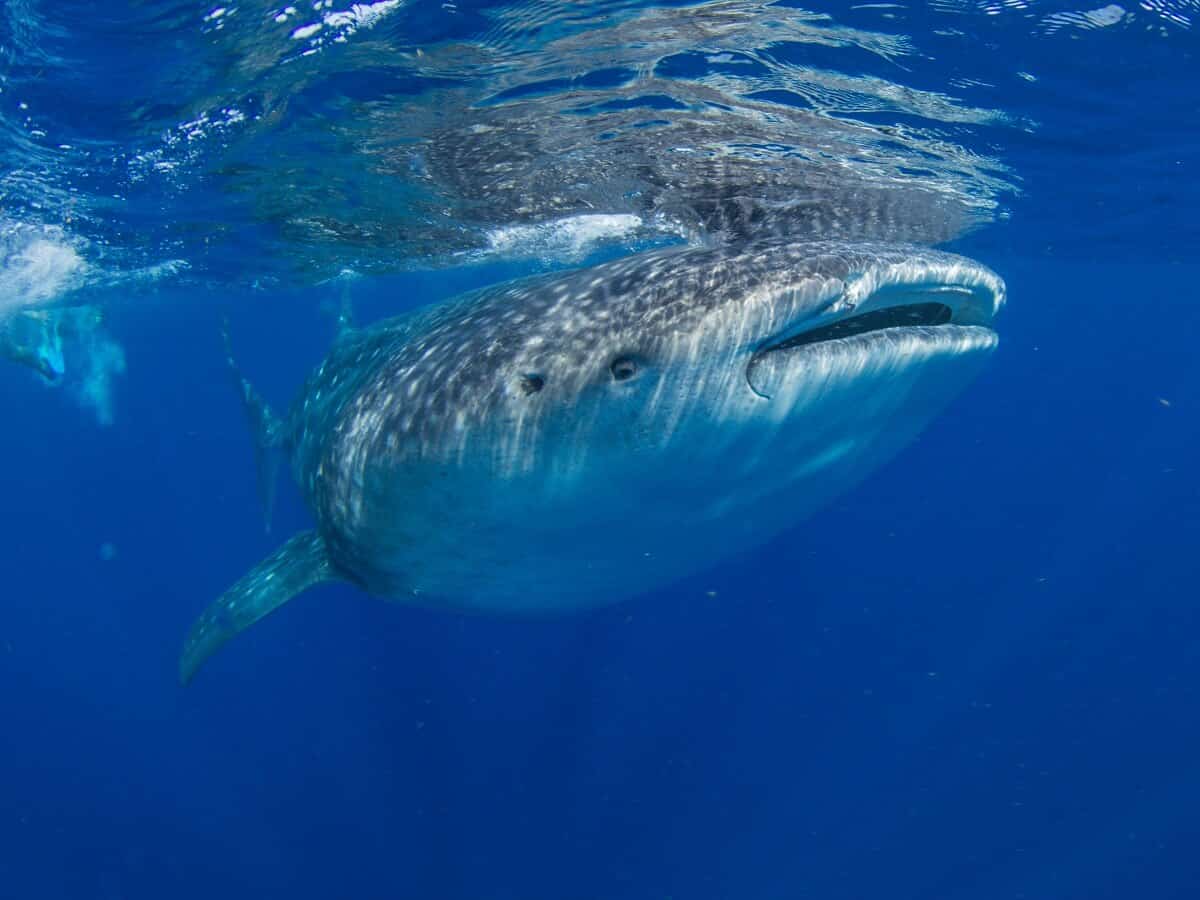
left=181, top=237, right=1005, bottom=681
left=298, top=241, right=936, bottom=456
left=288, top=236, right=1002, bottom=599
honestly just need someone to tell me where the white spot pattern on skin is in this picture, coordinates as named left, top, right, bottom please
left=263, top=237, right=1004, bottom=610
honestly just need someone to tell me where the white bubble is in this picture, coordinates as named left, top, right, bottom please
left=0, top=223, right=86, bottom=314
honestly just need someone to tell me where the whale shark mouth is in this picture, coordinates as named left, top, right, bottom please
left=746, top=264, right=1004, bottom=400
left=756, top=300, right=954, bottom=355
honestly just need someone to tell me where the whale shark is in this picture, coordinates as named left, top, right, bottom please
left=180, top=237, right=1004, bottom=683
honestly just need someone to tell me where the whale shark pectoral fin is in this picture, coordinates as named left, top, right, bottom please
left=179, top=530, right=335, bottom=686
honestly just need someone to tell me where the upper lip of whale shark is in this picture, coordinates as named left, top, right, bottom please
left=746, top=252, right=1004, bottom=391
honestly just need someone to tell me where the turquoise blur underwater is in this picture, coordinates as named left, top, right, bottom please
left=2, top=2, right=1200, bottom=899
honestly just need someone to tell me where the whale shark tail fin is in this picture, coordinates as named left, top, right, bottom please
left=222, top=316, right=285, bottom=532
left=179, top=530, right=335, bottom=685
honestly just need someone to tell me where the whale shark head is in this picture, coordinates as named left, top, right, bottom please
left=493, top=238, right=1000, bottom=430
left=307, top=238, right=1003, bottom=608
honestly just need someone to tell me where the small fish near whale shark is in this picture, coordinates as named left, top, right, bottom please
left=180, top=237, right=1004, bottom=684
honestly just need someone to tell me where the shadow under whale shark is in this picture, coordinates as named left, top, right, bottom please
left=180, top=237, right=1004, bottom=684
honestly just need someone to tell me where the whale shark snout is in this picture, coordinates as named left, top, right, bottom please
left=179, top=237, right=1005, bottom=685
left=745, top=261, right=1003, bottom=402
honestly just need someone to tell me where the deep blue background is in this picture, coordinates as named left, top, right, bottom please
left=4, top=0, right=1200, bottom=895
left=3, top=251, right=1200, bottom=899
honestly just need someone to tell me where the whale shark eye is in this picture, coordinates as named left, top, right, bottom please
left=518, top=373, right=545, bottom=395
left=610, top=357, right=638, bottom=381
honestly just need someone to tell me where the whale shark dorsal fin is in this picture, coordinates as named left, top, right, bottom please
left=222, top=316, right=285, bottom=532
left=179, top=530, right=336, bottom=685
left=334, top=288, right=356, bottom=340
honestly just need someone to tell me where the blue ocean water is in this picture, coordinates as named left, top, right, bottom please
left=3, top=1, right=1200, bottom=898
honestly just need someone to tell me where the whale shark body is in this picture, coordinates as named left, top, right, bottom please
left=180, top=238, right=1004, bottom=683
